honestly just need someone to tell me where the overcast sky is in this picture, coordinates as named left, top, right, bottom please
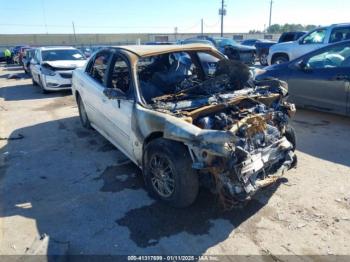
left=0, top=0, right=349, bottom=34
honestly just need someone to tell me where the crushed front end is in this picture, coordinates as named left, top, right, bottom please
left=186, top=81, right=297, bottom=207
left=154, top=78, right=297, bottom=208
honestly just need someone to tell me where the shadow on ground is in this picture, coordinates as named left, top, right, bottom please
left=0, top=115, right=282, bottom=256
left=0, top=84, right=71, bottom=101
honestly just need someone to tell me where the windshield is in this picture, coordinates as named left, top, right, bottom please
left=42, top=49, right=85, bottom=61
left=137, top=51, right=250, bottom=110
left=214, top=38, right=238, bottom=47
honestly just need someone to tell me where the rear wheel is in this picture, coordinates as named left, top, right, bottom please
left=143, top=138, right=199, bottom=208
left=77, top=95, right=92, bottom=129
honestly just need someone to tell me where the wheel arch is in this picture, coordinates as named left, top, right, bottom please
left=271, top=52, right=290, bottom=62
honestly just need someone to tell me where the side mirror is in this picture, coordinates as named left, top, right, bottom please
left=296, top=60, right=310, bottom=71
left=103, top=88, right=126, bottom=100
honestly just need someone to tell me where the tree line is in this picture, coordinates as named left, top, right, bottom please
left=249, top=24, right=320, bottom=34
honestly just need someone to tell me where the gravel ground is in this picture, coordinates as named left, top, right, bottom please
left=0, top=64, right=349, bottom=258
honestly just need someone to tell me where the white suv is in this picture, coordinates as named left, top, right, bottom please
left=30, top=46, right=86, bottom=93
left=268, top=23, right=350, bottom=65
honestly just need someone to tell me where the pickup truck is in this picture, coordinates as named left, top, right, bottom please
left=254, top=32, right=306, bottom=65
left=267, top=23, right=350, bottom=65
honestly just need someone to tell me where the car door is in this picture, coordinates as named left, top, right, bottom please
left=79, top=50, right=113, bottom=129
left=293, top=28, right=327, bottom=59
left=288, top=42, right=350, bottom=115
left=100, top=52, right=135, bottom=159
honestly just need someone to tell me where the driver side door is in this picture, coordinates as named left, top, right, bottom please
left=101, top=52, right=135, bottom=160
left=288, top=42, right=350, bottom=115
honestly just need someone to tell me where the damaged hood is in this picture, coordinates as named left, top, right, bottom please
left=42, top=60, right=86, bottom=70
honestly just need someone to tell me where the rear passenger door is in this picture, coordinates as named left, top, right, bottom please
left=80, top=50, right=113, bottom=129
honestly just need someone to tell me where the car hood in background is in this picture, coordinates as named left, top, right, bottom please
left=270, top=41, right=295, bottom=52
left=234, top=44, right=256, bottom=51
left=43, top=60, right=87, bottom=69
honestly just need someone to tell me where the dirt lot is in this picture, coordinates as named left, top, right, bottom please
left=0, top=64, right=350, bottom=258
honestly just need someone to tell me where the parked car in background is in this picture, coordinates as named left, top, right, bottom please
left=192, top=36, right=256, bottom=64
left=268, top=23, right=350, bottom=65
left=251, top=32, right=306, bottom=66
left=22, top=48, right=36, bottom=74
left=30, top=46, right=86, bottom=93
left=255, top=40, right=350, bottom=116
left=144, top=41, right=175, bottom=45
left=72, top=44, right=296, bottom=208
left=181, top=38, right=216, bottom=47
left=78, top=47, right=93, bottom=58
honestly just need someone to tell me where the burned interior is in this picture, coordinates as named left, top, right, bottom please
left=135, top=49, right=297, bottom=208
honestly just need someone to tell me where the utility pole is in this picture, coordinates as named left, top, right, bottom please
left=174, top=27, right=178, bottom=41
left=269, top=0, right=273, bottom=28
left=72, top=21, right=77, bottom=45
left=220, top=0, right=225, bottom=37
left=201, top=18, right=204, bottom=36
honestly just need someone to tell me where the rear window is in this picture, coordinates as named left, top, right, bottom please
left=42, top=49, right=85, bottom=61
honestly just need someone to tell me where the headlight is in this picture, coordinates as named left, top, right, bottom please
left=41, top=67, right=56, bottom=76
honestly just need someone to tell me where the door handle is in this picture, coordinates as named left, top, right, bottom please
left=102, top=98, right=107, bottom=103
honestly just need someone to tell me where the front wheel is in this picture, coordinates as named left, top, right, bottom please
left=272, top=54, right=289, bottom=65
left=143, top=138, right=199, bottom=208
left=259, top=53, right=268, bottom=66
left=285, top=126, right=296, bottom=151
left=38, top=76, right=48, bottom=94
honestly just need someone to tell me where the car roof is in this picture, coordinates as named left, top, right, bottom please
left=111, top=44, right=218, bottom=57
left=38, top=46, right=77, bottom=51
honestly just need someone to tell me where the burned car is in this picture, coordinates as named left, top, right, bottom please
left=72, top=44, right=297, bottom=208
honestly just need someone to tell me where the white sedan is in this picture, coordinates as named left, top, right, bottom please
left=72, top=44, right=297, bottom=208
left=30, top=46, right=86, bottom=93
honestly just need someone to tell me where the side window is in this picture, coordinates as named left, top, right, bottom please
left=88, top=52, right=111, bottom=84
left=301, top=29, right=326, bottom=44
left=330, top=27, right=350, bottom=43
left=109, top=55, right=131, bottom=94
left=307, top=44, right=350, bottom=69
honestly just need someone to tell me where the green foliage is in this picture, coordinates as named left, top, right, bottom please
left=266, top=24, right=319, bottom=33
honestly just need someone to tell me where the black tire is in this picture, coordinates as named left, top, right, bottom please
left=77, top=95, right=92, bottom=129
left=32, top=78, right=38, bottom=86
left=143, top=138, right=199, bottom=208
left=259, top=53, right=268, bottom=66
left=285, top=126, right=296, bottom=151
left=272, top=54, right=289, bottom=65
left=38, top=76, right=48, bottom=94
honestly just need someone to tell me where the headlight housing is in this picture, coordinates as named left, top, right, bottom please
left=41, top=67, right=56, bottom=76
